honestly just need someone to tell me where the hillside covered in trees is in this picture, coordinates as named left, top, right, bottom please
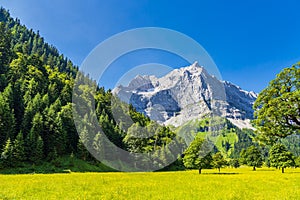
left=0, top=8, right=114, bottom=170
left=0, top=8, right=188, bottom=172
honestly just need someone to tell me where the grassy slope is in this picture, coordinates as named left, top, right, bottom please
left=0, top=167, right=299, bottom=199
left=176, top=117, right=253, bottom=158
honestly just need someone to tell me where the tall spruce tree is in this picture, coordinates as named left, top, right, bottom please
left=0, top=138, right=13, bottom=167
left=12, top=132, right=25, bottom=164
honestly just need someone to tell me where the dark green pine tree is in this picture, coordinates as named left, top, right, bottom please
left=0, top=22, right=12, bottom=90
left=42, top=99, right=62, bottom=157
left=0, top=138, right=13, bottom=167
left=0, top=92, right=16, bottom=147
left=12, top=132, right=25, bottom=164
left=2, top=83, right=13, bottom=108
left=26, top=112, right=44, bottom=163
left=77, top=126, right=90, bottom=161
left=35, top=136, right=44, bottom=163
left=58, top=103, right=78, bottom=154
left=59, top=81, right=72, bottom=105
left=93, top=132, right=106, bottom=160
left=22, top=92, right=43, bottom=135
left=52, top=115, right=67, bottom=155
left=8, top=53, right=28, bottom=83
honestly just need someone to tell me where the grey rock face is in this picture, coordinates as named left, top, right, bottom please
left=113, top=62, right=257, bottom=128
left=223, top=81, right=257, bottom=120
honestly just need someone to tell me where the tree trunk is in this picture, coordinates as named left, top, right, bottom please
left=199, top=168, right=202, bottom=174
left=253, top=166, right=256, bottom=171
left=218, top=168, right=220, bottom=173
left=282, top=167, right=284, bottom=173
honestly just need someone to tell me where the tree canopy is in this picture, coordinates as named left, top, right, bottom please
left=241, top=145, right=263, bottom=171
left=212, top=152, right=228, bottom=172
left=269, top=143, right=295, bottom=173
left=253, top=64, right=300, bottom=144
left=183, top=136, right=213, bottom=174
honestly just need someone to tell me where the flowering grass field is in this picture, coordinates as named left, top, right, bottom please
left=0, top=167, right=299, bottom=200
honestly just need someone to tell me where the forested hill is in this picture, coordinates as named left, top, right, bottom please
left=0, top=7, right=79, bottom=163
left=0, top=7, right=114, bottom=169
left=0, top=8, right=180, bottom=171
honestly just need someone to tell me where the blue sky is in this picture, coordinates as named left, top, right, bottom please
left=1, top=0, right=300, bottom=92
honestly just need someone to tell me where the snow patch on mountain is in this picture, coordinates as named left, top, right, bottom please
left=113, top=62, right=257, bottom=129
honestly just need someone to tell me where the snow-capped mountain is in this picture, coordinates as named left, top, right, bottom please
left=113, top=62, right=257, bottom=129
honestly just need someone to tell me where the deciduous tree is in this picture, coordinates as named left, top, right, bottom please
left=253, top=64, right=300, bottom=144
left=212, top=152, right=228, bottom=172
left=269, top=143, right=295, bottom=173
left=183, top=136, right=213, bottom=174
left=242, top=146, right=263, bottom=171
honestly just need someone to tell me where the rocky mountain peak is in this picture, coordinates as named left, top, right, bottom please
left=113, top=62, right=257, bottom=129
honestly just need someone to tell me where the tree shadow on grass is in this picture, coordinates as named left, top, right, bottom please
left=202, top=172, right=240, bottom=175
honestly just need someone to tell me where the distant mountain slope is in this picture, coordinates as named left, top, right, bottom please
left=113, top=62, right=257, bottom=129
left=175, top=117, right=255, bottom=158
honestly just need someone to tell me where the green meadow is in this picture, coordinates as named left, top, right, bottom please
left=0, top=167, right=299, bottom=200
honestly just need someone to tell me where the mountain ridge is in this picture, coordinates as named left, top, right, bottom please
left=113, top=62, right=257, bottom=129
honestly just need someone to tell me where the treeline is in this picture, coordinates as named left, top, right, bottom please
left=181, top=118, right=300, bottom=173
left=184, top=135, right=300, bottom=174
